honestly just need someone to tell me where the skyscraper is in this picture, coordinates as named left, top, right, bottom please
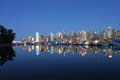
left=103, top=27, right=112, bottom=39
left=49, top=33, right=54, bottom=42
left=36, top=32, right=40, bottom=42
left=80, top=31, right=87, bottom=42
left=106, top=27, right=112, bottom=38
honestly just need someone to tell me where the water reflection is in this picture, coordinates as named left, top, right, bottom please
left=0, top=46, right=15, bottom=66
left=19, top=45, right=120, bottom=58
left=0, top=46, right=120, bottom=80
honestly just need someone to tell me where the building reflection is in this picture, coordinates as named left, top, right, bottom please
left=0, top=46, right=16, bottom=66
left=19, top=45, right=120, bottom=58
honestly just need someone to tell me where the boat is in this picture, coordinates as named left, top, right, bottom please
left=112, top=39, right=120, bottom=46
left=0, top=25, right=15, bottom=44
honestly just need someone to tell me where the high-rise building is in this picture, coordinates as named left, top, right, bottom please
left=80, top=31, right=87, bottom=42
left=105, top=27, right=112, bottom=39
left=28, top=36, right=32, bottom=42
left=49, top=33, right=54, bottom=42
left=57, top=32, right=63, bottom=38
left=87, top=32, right=94, bottom=41
left=36, top=32, right=40, bottom=42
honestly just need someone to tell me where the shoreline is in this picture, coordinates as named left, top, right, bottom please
left=0, top=43, right=120, bottom=47
left=14, top=43, right=120, bottom=47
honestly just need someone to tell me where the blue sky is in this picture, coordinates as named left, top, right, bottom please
left=0, top=0, right=120, bottom=39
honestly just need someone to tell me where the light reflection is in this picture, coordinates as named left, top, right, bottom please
left=36, top=45, right=39, bottom=56
left=19, top=45, right=120, bottom=58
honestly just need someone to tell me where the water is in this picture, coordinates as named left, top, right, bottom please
left=0, top=46, right=120, bottom=80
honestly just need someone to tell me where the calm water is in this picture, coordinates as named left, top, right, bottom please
left=0, top=46, right=120, bottom=80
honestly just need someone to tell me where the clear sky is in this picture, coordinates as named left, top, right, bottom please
left=0, top=0, right=120, bottom=39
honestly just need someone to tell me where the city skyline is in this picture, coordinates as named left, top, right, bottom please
left=0, top=0, right=120, bottom=39
left=14, top=27, right=120, bottom=47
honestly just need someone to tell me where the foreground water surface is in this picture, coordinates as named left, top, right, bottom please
left=0, top=46, right=120, bottom=80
